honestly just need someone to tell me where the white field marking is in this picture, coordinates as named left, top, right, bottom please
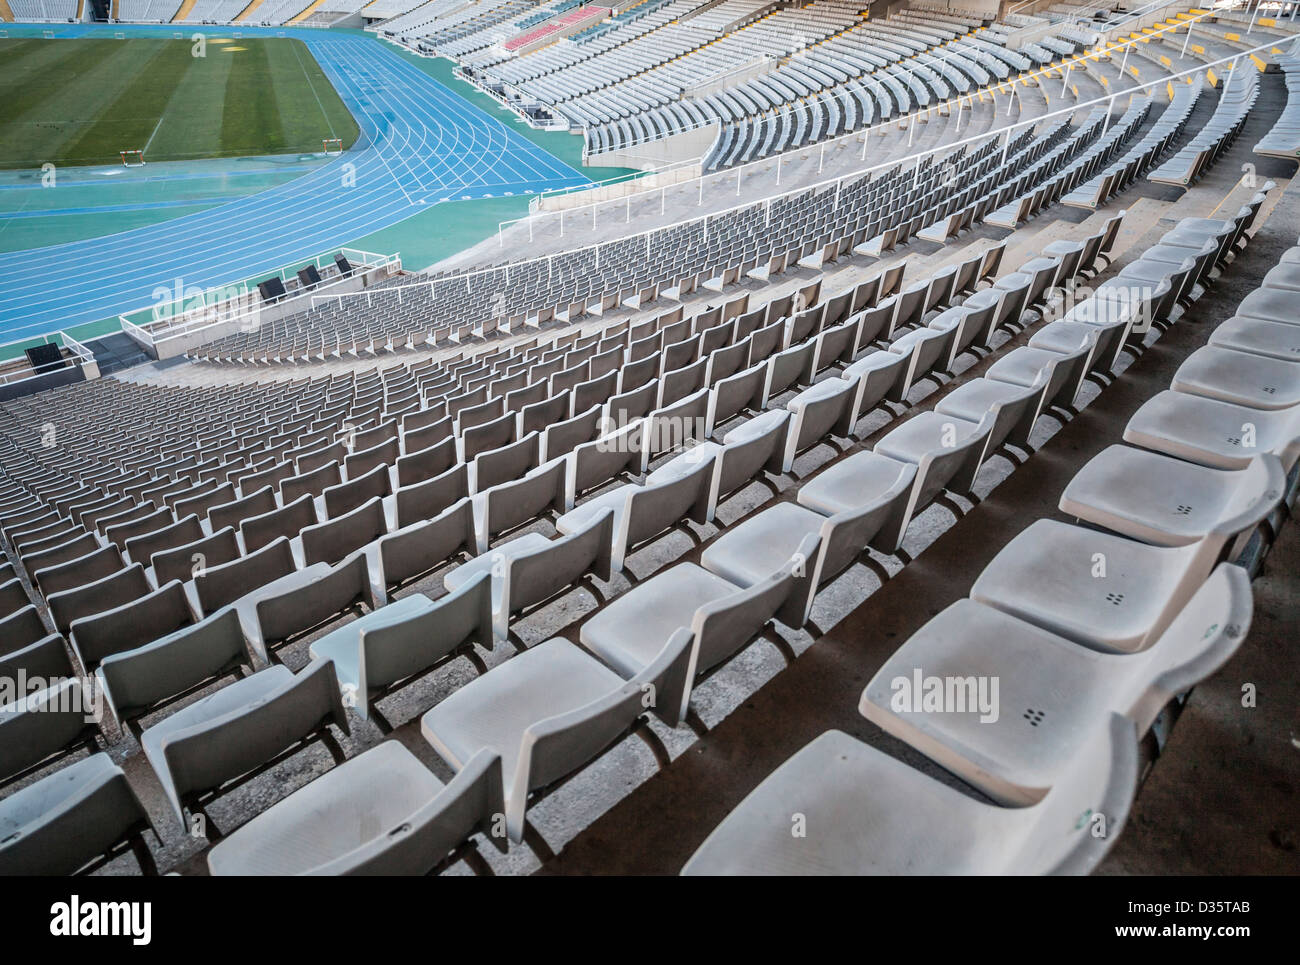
left=143, top=113, right=166, bottom=154
left=289, top=38, right=338, bottom=141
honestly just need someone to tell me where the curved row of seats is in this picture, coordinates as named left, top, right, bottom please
left=1, top=153, right=1275, bottom=872
left=0, top=205, right=1107, bottom=879
left=187, top=122, right=1055, bottom=364
left=681, top=185, right=1285, bottom=875
left=1254, top=52, right=1300, bottom=159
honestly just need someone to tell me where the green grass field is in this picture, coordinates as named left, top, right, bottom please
left=0, top=36, right=360, bottom=169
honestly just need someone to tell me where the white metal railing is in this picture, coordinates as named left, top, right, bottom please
left=121, top=248, right=399, bottom=346
left=0, top=331, right=94, bottom=388
left=148, top=251, right=403, bottom=348
left=118, top=315, right=156, bottom=351
left=554, top=9, right=1005, bottom=161
left=511, top=28, right=1089, bottom=231
left=316, top=28, right=1287, bottom=312
left=500, top=0, right=1280, bottom=239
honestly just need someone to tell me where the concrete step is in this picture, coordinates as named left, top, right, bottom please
left=85, top=332, right=152, bottom=376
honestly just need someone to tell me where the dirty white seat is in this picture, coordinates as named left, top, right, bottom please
left=1124, top=390, right=1300, bottom=471
left=861, top=565, right=1250, bottom=806
left=0, top=752, right=150, bottom=876
left=971, top=465, right=1276, bottom=654
left=422, top=630, right=693, bottom=841
left=309, top=571, right=493, bottom=721
left=935, top=376, right=1046, bottom=453
left=445, top=509, right=613, bottom=640
left=583, top=541, right=811, bottom=703
left=1236, top=287, right=1298, bottom=325
left=796, top=450, right=916, bottom=517
left=97, top=607, right=253, bottom=727
left=681, top=714, right=1137, bottom=875
left=781, top=378, right=857, bottom=471
left=701, top=488, right=903, bottom=624
left=1207, top=315, right=1300, bottom=362
left=207, top=743, right=503, bottom=876
left=141, top=660, right=348, bottom=828
left=1061, top=446, right=1286, bottom=548
left=1171, top=346, right=1300, bottom=411
left=557, top=452, right=713, bottom=571
left=875, top=409, right=992, bottom=503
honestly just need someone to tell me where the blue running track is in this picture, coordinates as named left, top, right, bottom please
left=0, top=24, right=590, bottom=341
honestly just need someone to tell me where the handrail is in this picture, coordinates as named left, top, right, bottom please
left=120, top=247, right=397, bottom=338
left=502, top=21, right=1104, bottom=231
left=141, top=249, right=402, bottom=343
left=315, top=30, right=1282, bottom=312
left=0, top=331, right=93, bottom=386
left=493, top=6, right=1247, bottom=245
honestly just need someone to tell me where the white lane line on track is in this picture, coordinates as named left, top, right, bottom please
left=0, top=31, right=590, bottom=333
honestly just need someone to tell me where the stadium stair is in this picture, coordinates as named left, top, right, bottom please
left=233, top=0, right=265, bottom=22
left=171, top=0, right=197, bottom=20
left=84, top=333, right=153, bottom=376
left=0, top=0, right=14, bottom=22
left=289, top=0, right=328, bottom=22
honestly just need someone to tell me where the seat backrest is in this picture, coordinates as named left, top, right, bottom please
left=474, top=432, right=541, bottom=494
left=543, top=405, right=602, bottom=462
left=0, top=676, right=94, bottom=784
left=455, top=396, right=505, bottom=434
left=241, top=492, right=318, bottom=554
left=402, top=416, right=453, bottom=456
left=505, top=507, right=615, bottom=619
left=364, top=571, right=494, bottom=688
left=324, top=462, right=392, bottom=520
left=571, top=421, right=643, bottom=501
left=120, top=512, right=201, bottom=568
left=573, top=370, right=618, bottom=415
left=174, top=482, right=234, bottom=523
left=695, top=533, right=818, bottom=675
left=280, top=460, right=342, bottom=504
left=236, top=458, right=294, bottom=498
left=194, top=536, right=296, bottom=615
left=765, top=341, right=816, bottom=401
left=747, top=318, right=785, bottom=366
left=1009, top=713, right=1138, bottom=875
left=70, top=578, right=196, bottom=671
left=482, top=458, right=567, bottom=548
left=295, top=441, right=347, bottom=476
left=395, top=462, right=469, bottom=529
left=98, top=608, right=250, bottom=724
left=344, top=437, right=399, bottom=482
left=22, top=530, right=98, bottom=579
left=380, top=498, right=477, bottom=589
left=461, top=410, right=517, bottom=463
left=208, top=485, right=277, bottom=535
left=520, top=392, right=570, bottom=439
left=47, top=562, right=151, bottom=635
left=301, top=496, right=387, bottom=567
left=0, top=605, right=53, bottom=653
left=153, top=526, right=240, bottom=587
left=34, top=543, right=125, bottom=599
left=625, top=451, right=715, bottom=551
left=1116, top=562, right=1252, bottom=737
left=396, top=435, right=457, bottom=488
left=715, top=410, right=790, bottom=504
left=156, top=660, right=348, bottom=824
left=645, top=387, right=710, bottom=465
left=257, top=553, right=373, bottom=647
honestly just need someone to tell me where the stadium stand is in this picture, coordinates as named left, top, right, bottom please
left=1, top=0, right=1298, bottom=881
left=8, top=0, right=79, bottom=19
